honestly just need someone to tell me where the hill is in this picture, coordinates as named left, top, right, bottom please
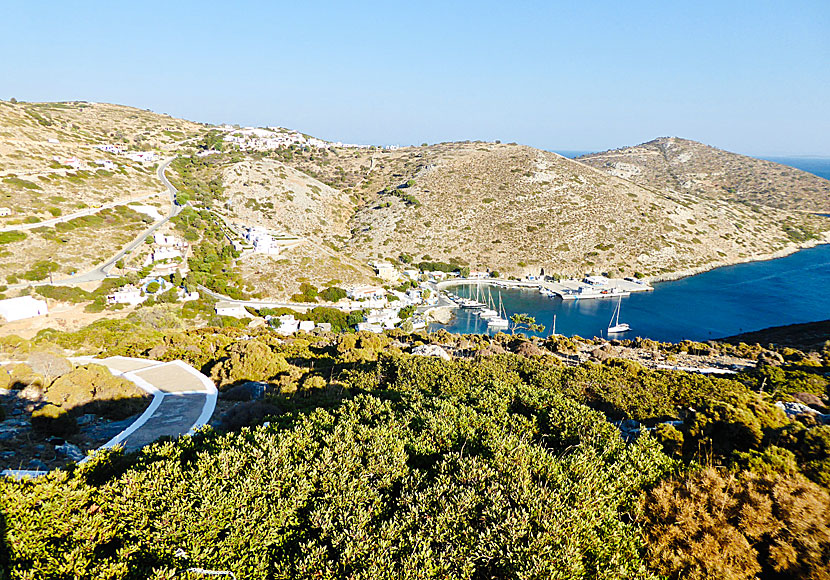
left=577, top=137, right=830, bottom=212
left=2, top=100, right=829, bottom=300
left=0, top=100, right=205, bottom=284
left=275, top=141, right=830, bottom=281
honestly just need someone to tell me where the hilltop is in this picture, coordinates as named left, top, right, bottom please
left=578, top=137, right=830, bottom=213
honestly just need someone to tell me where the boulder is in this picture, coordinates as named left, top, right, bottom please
left=55, top=442, right=85, bottom=462
left=775, top=401, right=819, bottom=418
left=220, top=381, right=267, bottom=401
left=411, top=344, right=452, bottom=361
left=792, top=392, right=828, bottom=413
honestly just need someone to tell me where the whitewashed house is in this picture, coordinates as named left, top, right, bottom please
left=215, top=301, right=250, bottom=318
left=372, top=262, right=399, bottom=282
left=0, top=296, right=48, bottom=322
left=151, top=248, right=183, bottom=262
left=94, top=159, right=116, bottom=171
left=107, top=285, right=145, bottom=306
left=0, top=208, right=12, bottom=217
left=298, top=320, right=315, bottom=332
left=273, top=315, right=300, bottom=335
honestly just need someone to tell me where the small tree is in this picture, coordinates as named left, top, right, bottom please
left=510, top=313, right=545, bottom=335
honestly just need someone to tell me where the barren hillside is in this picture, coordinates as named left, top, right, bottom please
left=280, top=142, right=827, bottom=279
left=578, top=137, right=830, bottom=212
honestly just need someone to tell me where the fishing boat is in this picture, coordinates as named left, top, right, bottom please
left=607, top=296, right=631, bottom=333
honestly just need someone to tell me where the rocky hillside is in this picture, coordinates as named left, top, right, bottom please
left=0, top=100, right=207, bottom=284
left=578, top=137, right=830, bottom=212
left=275, top=141, right=829, bottom=280
left=3, top=99, right=829, bottom=297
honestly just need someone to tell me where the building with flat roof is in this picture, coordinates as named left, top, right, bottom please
left=0, top=296, right=48, bottom=322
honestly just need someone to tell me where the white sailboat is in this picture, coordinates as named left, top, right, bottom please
left=488, top=293, right=509, bottom=329
left=607, top=296, right=631, bottom=333
left=478, top=288, right=499, bottom=319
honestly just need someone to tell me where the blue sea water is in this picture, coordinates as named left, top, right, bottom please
left=761, top=156, right=830, bottom=180
left=432, top=155, right=830, bottom=342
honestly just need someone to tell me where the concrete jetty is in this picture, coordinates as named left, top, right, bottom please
left=438, top=276, right=653, bottom=301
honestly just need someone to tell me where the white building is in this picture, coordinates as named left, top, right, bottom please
left=151, top=248, right=183, bottom=262
left=244, top=226, right=281, bottom=255
left=153, top=233, right=181, bottom=247
left=95, top=144, right=126, bottom=154
left=0, top=296, right=48, bottom=322
left=0, top=208, right=11, bottom=217
left=94, top=159, right=116, bottom=171
left=469, top=270, right=489, bottom=279
left=584, top=275, right=610, bottom=286
left=107, top=285, right=145, bottom=306
left=372, top=262, right=399, bottom=282
left=348, top=286, right=386, bottom=301
left=125, top=152, right=158, bottom=164
left=215, top=301, right=250, bottom=318
left=356, top=322, right=384, bottom=333
left=273, top=314, right=300, bottom=335
left=298, top=320, right=315, bottom=332
left=364, top=308, right=400, bottom=329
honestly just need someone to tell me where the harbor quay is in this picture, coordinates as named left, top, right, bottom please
left=437, top=275, right=654, bottom=301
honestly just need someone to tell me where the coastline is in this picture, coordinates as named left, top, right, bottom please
left=644, top=233, right=830, bottom=284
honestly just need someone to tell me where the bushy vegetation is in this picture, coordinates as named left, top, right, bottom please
left=171, top=207, right=246, bottom=299
left=2, top=324, right=829, bottom=578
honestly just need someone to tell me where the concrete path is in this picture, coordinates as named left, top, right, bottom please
left=74, top=355, right=217, bottom=454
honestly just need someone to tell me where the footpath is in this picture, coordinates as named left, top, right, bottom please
left=2, top=356, right=217, bottom=478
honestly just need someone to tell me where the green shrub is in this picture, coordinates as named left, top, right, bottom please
left=30, top=403, right=78, bottom=436
left=0, top=230, right=26, bottom=245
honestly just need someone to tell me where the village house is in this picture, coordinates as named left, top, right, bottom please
left=371, top=261, right=399, bottom=282
left=151, top=248, right=183, bottom=263
left=0, top=208, right=12, bottom=217
left=107, top=285, right=145, bottom=306
left=94, top=159, right=117, bottom=171
left=0, top=296, right=48, bottom=322
left=95, top=144, right=126, bottom=154
left=215, top=301, right=250, bottom=318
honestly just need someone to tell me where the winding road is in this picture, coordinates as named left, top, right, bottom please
left=9, top=158, right=182, bottom=288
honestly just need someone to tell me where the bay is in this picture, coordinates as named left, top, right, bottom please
left=432, top=243, right=830, bottom=343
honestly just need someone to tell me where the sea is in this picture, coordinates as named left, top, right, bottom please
left=431, top=155, right=830, bottom=342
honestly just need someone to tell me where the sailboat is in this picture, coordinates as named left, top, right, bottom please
left=488, top=293, right=509, bottom=329
left=607, top=296, right=631, bottom=333
left=478, top=288, right=499, bottom=319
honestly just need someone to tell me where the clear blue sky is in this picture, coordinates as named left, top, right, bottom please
left=2, top=1, right=828, bottom=155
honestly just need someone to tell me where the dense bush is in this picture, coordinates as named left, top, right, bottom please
left=1, top=380, right=672, bottom=579
left=640, top=467, right=830, bottom=580
left=30, top=403, right=78, bottom=436
left=45, top=364, right=150, bottom=420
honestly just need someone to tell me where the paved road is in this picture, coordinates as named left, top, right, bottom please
left=0, top=191, right=162, bottom=233
left=197, top=284, right=322, bottom=313
left=75, top=356, right=217, bottom=454
left=9, top=158, right=182, bottom=288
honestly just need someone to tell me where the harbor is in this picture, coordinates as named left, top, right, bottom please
left=431, top=244, right=830, bottom=342
left=438, top=275, right=654, bottom=301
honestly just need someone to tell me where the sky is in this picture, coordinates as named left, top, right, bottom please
left=1, top=1, right=829, bottom=156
